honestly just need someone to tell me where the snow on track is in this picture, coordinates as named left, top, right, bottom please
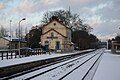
left=63, top=50, right=104, bottom=80
left=9, top=51, right=93, bottom=80
left=0, top=50, right=93, bottom=68
left=1, top=49, right=105, bottom=80
left=30, top=49, right=104, bottom=80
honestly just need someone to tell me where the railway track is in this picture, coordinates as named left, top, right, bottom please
left=0, top=50, right=95, bottom=80
left=62, top=49, right=104, bottom=80
left=0, top=49, right=105, bottom=80
left=28, top=49, right=104, bottom=80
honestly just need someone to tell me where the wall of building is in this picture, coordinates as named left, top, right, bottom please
left=41, top=20, right=73, bottom=53
left=10, top=42, right=26, bottom=49
left=42, top=21, right=67, bottom=37
left=41, top=30, right=65, bottom=50
left=0, top=38, right=9, bottom=49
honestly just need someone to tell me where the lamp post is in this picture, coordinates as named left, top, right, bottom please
left=18, top=18, right=26, bottom=57
left=10, top=20, right=12, bottom=50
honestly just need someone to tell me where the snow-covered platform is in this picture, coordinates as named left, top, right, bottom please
left=0, top=50, right=95, bottom=79
left=1, top=49, right=119, bottom=80
left=93, top=50, right=120, bottom=80
left=0, top=53, right=68, bottom=68
left=0, top=50, right=92, bottom=68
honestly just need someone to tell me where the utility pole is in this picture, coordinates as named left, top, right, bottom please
left=10, top=20, right=12, bottom=50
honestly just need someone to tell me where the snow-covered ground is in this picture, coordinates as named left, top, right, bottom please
left=2, top=49, right=119, bottom=80
left=10, top=50, right=100, bottom=80
left=93, top=50, right=120, bottom=80
left=0, top=53, right=68, bottom=68
left=32, top=51, right=101, bottom=80
left=0, top=50, right=92, bottom=68
left=5, top=49, right=103, bottom=80
left=63, top=50, right=103, bottom=80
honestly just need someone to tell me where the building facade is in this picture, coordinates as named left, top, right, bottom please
left=111, top=41, right=120, bottom=54
left=0, top=37, right=27, bottom=49
left=41, top=16, right=74, bottom=53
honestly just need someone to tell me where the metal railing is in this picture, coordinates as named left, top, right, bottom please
left=0, top=48, right=46, bottom=60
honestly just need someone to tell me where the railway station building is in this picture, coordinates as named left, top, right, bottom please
left=41, top=16, right=74, bottom=53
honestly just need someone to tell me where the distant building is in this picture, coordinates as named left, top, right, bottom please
left=95, top=41, right=107, bottom=49
left=0, top=37, right=27, bottom=49
left=41, top=16, right=74, bottom=53
left=96, top=41, right=112, bottom=49
left=111, top=41, right=120, bottom=54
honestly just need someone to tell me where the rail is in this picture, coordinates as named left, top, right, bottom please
left=25, top=49, right=103, bottom=80
left=0, top=49, right=95, bottom=79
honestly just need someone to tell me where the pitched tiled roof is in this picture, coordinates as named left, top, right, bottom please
left=42, top=16, right=71, bottom=30
left=0, top=37, right=26, bottom=42
left=3, top=37, right=19, bottom=41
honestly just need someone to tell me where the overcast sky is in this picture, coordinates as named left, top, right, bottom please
left=0, top=0, right=120, bottom=40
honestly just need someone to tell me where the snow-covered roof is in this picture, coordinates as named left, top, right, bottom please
left=3, top=37, right=19, bottom=41
left=1, top=37, right=26, bottom=42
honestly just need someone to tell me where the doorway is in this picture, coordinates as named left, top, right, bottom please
left=56, top=41, right=60, bottom=50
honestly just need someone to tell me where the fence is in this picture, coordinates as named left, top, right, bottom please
left=0, top=48, right=46, bottom=60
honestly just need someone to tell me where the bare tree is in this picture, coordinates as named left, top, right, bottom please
left=16, top=27, right=26, bottom=39
left=20, top=27, right=24, bottom=39
left=41, top=10, right=92, bottom=32
left=11, top=30, right=13, bottom=37
left=41, top=12, right=51, bottom=24
left=15, top=28, right=19, bottom=38
left=81, top=24, right=93, bottom=32
left=20, top=27, right=22, bottom=38
left=25, top=27, right=28, bottom=35
left=0, top=25, right=8, bottom=37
